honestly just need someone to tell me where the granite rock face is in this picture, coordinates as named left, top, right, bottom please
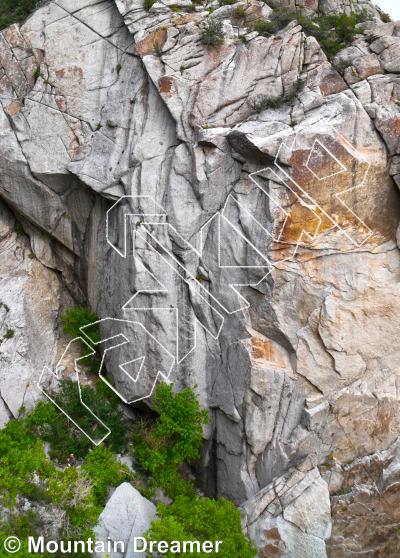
left=324, top=435, right=400, bottom=557
left=0, top=197, right=72, bottom=426
left=240, top=457, right=331, bottom=558
left=1, top=0, right=400, bottom=555
left=93, top=483, right=156, bottom=558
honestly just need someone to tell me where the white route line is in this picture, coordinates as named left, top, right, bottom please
left=38, top=338, right=111, bottom=446
left=274, top=124, right=373, bottom=247
left=38, top=318, right=175, bottom=444
left=123, top=254, right=224, bottom=364
left=80, top=318, right=175, bottom=405
left=122, top=255, right=195, bottom=363
left=40, top=124, right=375, bottom=444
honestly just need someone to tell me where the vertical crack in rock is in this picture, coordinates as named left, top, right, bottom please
left=1, top=0, right=400, bottom=555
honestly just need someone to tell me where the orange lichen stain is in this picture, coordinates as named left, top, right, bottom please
left=270, top=133, right=400, bottom=252
left=159, top=75, right=173, bottom=93
left=277, top=203, right=331, bottom=244
left=68, top=131, right=80, bottom=158
left=3, top=26, right=19, bottom=46
left=33, top=49, right=44, bottom=64
left=288, top=144, right=368, bottom=236
left=55, top=95, right=66, bottom=112
left=56, top=67, right=83, bottom=84
left=138, top=79, right=149, bottom=106
left=6, top=102, right=21, bottom=116
left=136, top=28, right=168, bottom=57
left=394, top=119, right=400, bottom=137
left=250, top=337, right=288, bottom=370
left=203, top=43, right=233, bottom=70
left=259, top=528, right=284, bottom=558
left=175, top=14, right=197, bottom=25
left=320, top=72, right=347, bottom=96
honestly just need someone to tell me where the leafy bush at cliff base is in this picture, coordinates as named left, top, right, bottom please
left=82, top=444, right=133, bottom=506
left=0, top=420, right=50, bottom=556
left=48, top=467, right=101, bottom=539
left=132, top=383, right=211, bottom=498
left=0, top=419, right=51, bottom=506
left=61, top=305, right=101, bottom=374
left=0, top=0, right=37, bottom=31
left=144, top=494, right=258, bottom=558
left=252, top=8, right=373, bottom=59
left=26, top=378, right=126, bottom=460
left=0, top=536, right=45, bottom=558
left=0, top=421, right=130, bottom=557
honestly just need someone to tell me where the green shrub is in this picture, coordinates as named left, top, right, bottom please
left=23, top=482, right=52, bottom=504
left=247, top=94, right=281, bottom=111
left=380, top=11, right=391, bottom=23
left=144, top=494, right=257, bottom=557
left=353, top=8, right=374, bottom=24
left=0, top=419, right=50, bottom=506
left=144, top=0, right=156, bottom=10
left=333, top=486, right=352, bottom=495
left=251, top=8, right=373, bottom=59
left=247, top=78, right=305, bottom=112
left=0, top=420, right=52, bottom=556
left=132, top=383, right=211, bottom=497
left=331, top=60, right=349, bottom=75
left=26, top=379, right=126, bottom=460
left=0, top=0, right=38, bottom=31
left=61, top=305, right=100, bottom=345
left=0, top=417, right=117, bottom=557
left=252, top=19, right=273, bottom=37
left=61, top=305, right=101, bottom=374
left=4, top=328, right=14, bottom=339
left=82, top=444, right=133, bottom=506
left=199, top=19, right=225, bottom=47
left=219, top=0, right=236, bottom=4
left=0, top=511, right=43, bottom=558
left=153, top=39, right=163, bottom=57
left=49, top=468, right=101, bottom=537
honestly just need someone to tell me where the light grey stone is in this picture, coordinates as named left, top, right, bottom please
left=241, top=468, right=331, bottom=558
left=1, top=1, right=400, bottom=556
left=94, top=483, right=156, bottom=558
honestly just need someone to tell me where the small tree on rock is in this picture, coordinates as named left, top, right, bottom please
left=200, top=19, right=225, bottom=47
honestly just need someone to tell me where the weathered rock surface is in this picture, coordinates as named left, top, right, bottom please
left=324, top=435, right=400, bottom=556
left=94, top=483, right=156, bottom=558
left=1, top=0, right=400, bottom=555
left=0, top=197, right=72, bottom=425
left=240, top=458, right=331, bottom=558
